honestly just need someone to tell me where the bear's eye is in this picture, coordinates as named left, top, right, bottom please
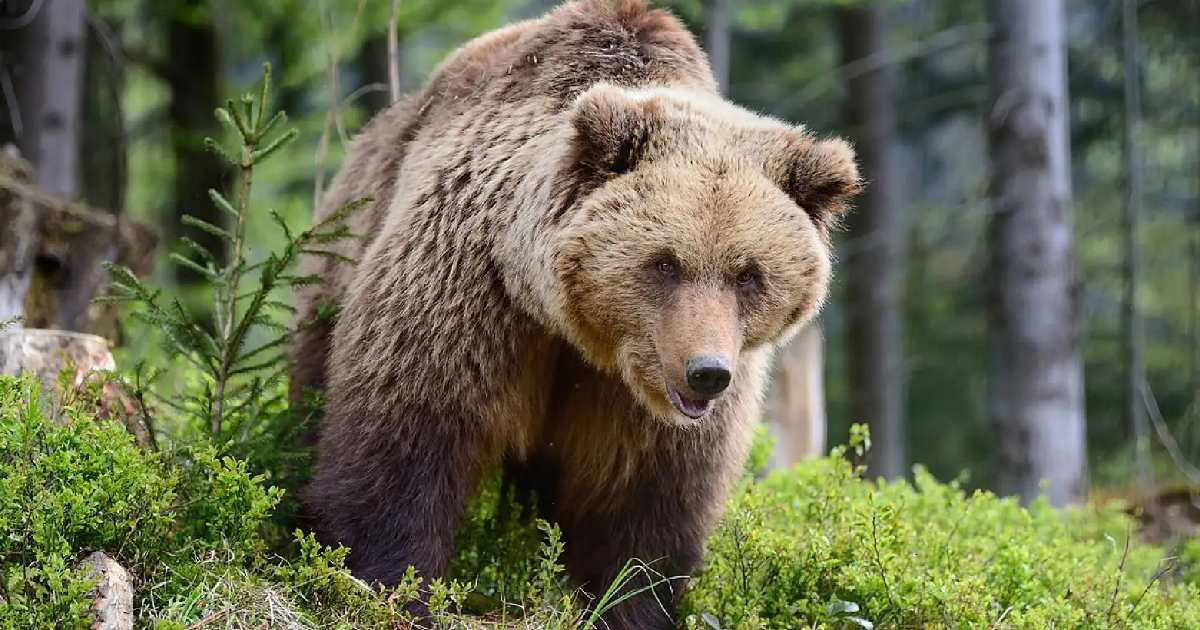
left=653, top=257, right=680, bottom=281
left=735, top=267, right=760, bottom=292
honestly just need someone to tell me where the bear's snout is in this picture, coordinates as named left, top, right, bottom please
left=685, top=355, right=731, bottom=397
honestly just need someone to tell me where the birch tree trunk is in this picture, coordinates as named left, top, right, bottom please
left=705, top=0, right=731, bottom=96
left=985, top=0, right=1087, bottom=506
left=7, top=0, right=86, bottom=198
left=0, top=0, right=87, bottom=324
left=1, top=1, right=130, bottom=332
left=766, top=324, right=826, bottom=467
left=838, top=5, right=907, bottom=480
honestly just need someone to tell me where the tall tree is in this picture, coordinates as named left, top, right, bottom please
left=837, top=5, right=906, bottom=480
left=705, top=0, right=731, bottom=95
left=1120, top=0, right=1151, bottom=488
left=985, top=0, right=1086, bottom=506
left=1, top=0, right=86, bottom=198
left=766, top=325, right=826, bottom=467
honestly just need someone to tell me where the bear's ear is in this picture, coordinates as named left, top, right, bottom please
left=567, top=84, right=661, bottom=181
left=779, top=132, right=863, bottom=229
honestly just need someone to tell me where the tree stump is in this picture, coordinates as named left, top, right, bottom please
left=0, top=327, right=116, bottom=386
left=0, top=328, right=153, bottom=447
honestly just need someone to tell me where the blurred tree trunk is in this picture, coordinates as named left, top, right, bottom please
left=1121, top=0, right=1151, bottom=489
left=705, top=0, right=730, bottom=95
left=1, top=0, right=85, bottom=199
left=81, top=16, right=126, bottom=216
left=1193, top=176, right=1199, bottom=405
left=360, top=33, right=396, bottom=117
left=838, top=6, right=906, bottom=480
left=766, top=325, right=826, bottom=467
left=985, top=0, right=1086, bottom=506
left=166, top=1, right=225, bottom=283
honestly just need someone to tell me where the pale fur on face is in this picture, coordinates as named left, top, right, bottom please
left=552, top=84, right=861, bottom=426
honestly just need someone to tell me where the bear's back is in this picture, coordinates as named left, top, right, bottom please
left=304, top=1, right=715, bottom=307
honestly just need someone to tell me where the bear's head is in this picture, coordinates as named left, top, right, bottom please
left=552, top=84, right=861, bottom=426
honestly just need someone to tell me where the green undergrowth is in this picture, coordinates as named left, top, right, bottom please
left=681, top=440, right=1200, bottom=629
left=2, top=374, right=1198, bottom=628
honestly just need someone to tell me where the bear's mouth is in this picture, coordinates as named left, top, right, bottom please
left=665, top=382, right=715, bottom=420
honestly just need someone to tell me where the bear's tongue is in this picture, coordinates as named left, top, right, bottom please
left=666, top=383, right=714, bottom=419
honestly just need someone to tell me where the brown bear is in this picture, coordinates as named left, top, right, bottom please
left=291, top=1, right=860, bottom=627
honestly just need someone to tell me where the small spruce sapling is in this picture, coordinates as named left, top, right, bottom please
left=98, top=64, right=365, bottom=442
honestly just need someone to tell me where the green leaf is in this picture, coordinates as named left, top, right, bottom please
left=181, top=215, right=233, bottom=243
left=299, top=248, right=356, bottom=265
left=169, top=253, right=218, bottom=281
left=250, top=129, right=299, bottom=165
left=208, top=189, right=239, bottom=220
left=256, top=63, right=272, bottom=129
left=257, top=110, right=287, bottom=142
left=228, top=97, right=251, bottom=139
left=202, top=137, right=237, bottom=165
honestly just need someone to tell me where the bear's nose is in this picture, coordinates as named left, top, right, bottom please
left=685, top=355, right=732, bottom=397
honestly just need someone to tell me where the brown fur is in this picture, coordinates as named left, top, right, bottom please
left=293, top=2, right=860, bottom=627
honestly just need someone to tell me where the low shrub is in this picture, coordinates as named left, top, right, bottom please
left=0, top=375, right=585, bottom=629
left=681, top=441, right=1200, bottom=629
left=0, top=374, right=286, bottom=628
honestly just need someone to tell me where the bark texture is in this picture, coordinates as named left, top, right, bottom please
left=4, top=0, right=86, bottom=198
left=0, top=2, right=134, bottom=331
left=165, top=0, right=226, bottom=282
left=985, top=0, right=1086, bottom=506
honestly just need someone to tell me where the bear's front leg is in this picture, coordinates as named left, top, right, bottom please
left=307, top=400, right=492, bottom=588
left=554, top=434, right=740, bottom=630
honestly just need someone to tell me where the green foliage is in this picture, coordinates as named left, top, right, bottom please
left=450, top=476, right=559, bottom=609
left=682, top=436, right=1200, bottom=630
left=0, top=376, right=164, bottom=629
left=94, top=64, right=362, bottom=539
left=0, top=373, right=588, bottom=628
left=0, top=375, right=281, bottom=628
